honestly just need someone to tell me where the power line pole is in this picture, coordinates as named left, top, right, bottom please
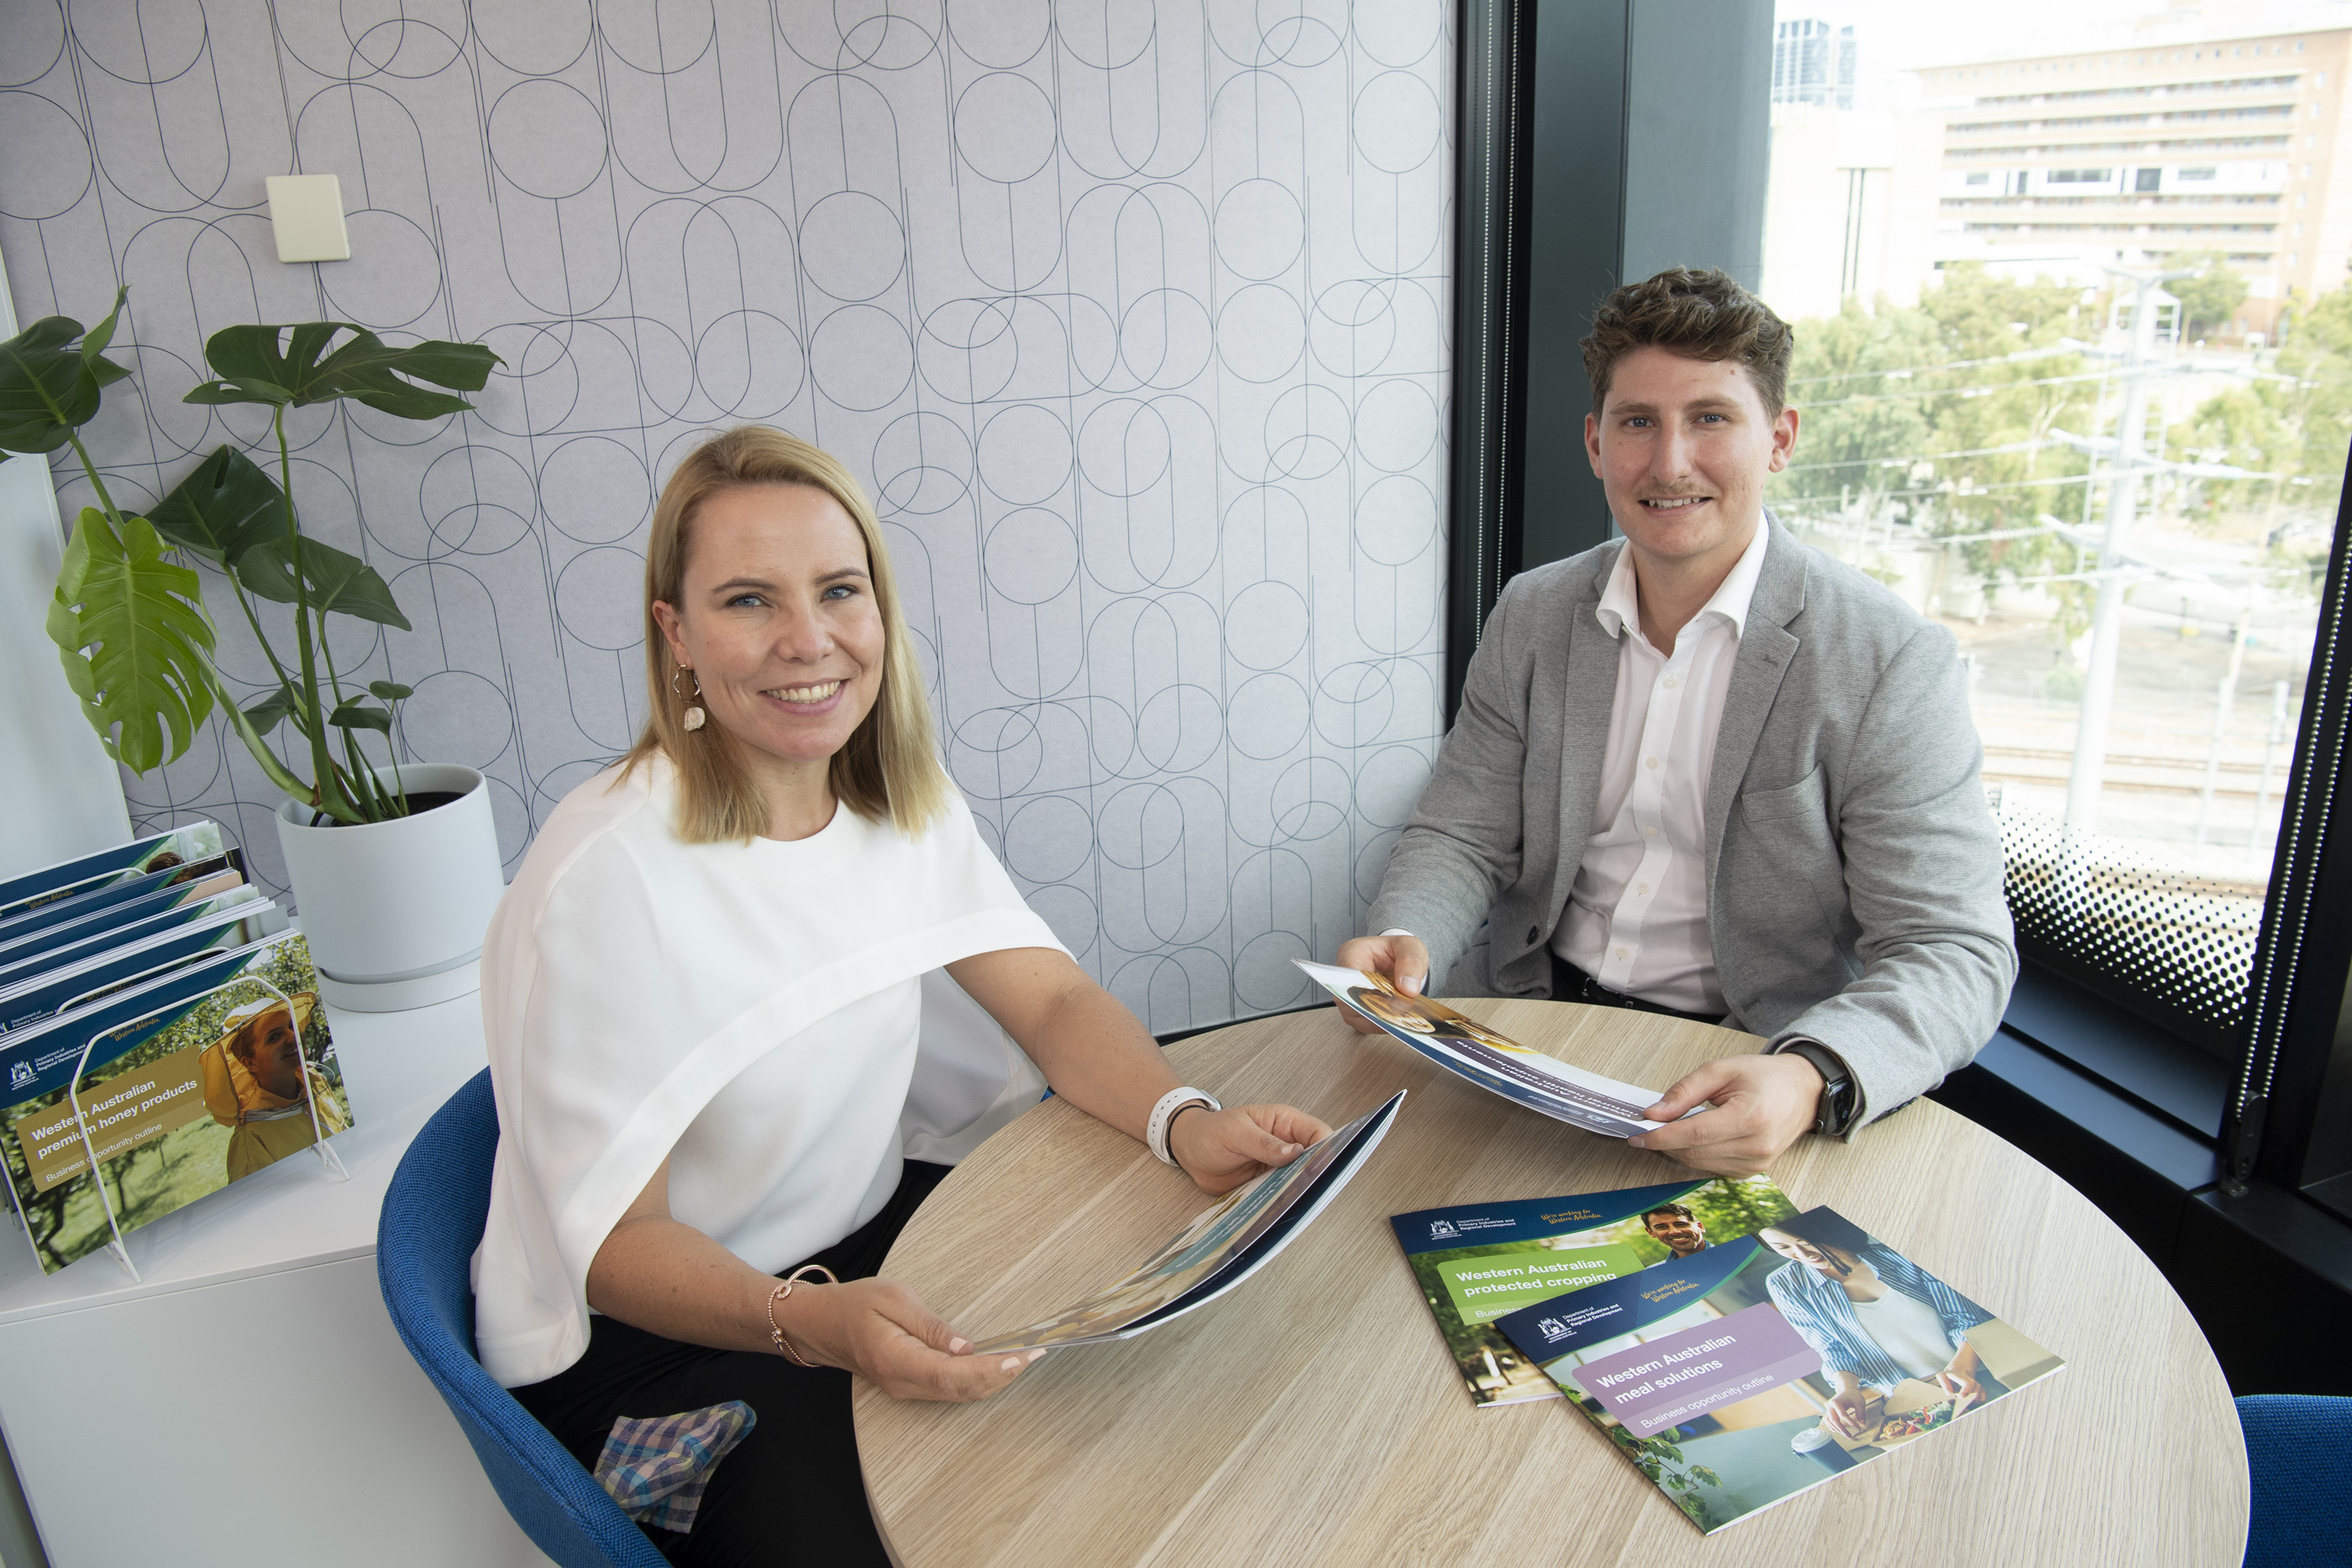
left=2065, top=265, right=2197, bottom=835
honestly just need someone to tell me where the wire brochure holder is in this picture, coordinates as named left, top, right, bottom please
left=59, top=972, right=349, bottom=1284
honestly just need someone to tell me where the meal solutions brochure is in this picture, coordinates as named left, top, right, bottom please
left=1494, top=1207, right=2065, bottom=1534
left=966, top=1091, right=1404, bottom=1355
left=1294, top=960, right=1667, bottom=1137
left=1392, top=1175, right=1801, bottom=1408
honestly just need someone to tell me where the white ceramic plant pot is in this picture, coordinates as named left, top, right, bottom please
left=275, top=763, right=507, bottom=1013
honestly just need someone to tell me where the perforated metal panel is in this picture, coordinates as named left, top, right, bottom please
left=1999, top=800, right=2261, bottom=1050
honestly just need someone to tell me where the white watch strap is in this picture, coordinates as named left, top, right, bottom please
left=1147, top=1087, right=1221, bottom=1166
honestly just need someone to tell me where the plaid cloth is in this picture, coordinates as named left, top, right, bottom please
left=591, top=1401, right=758, bottom=1534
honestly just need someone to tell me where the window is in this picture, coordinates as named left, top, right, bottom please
left=1753, top=3, right=2342, bottom=1067
left=1484, top=0, right=2352, bottom=1207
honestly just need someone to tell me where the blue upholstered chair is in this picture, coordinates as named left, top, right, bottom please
left=376, top=1068, right=667, bottom=1568
left=2239, top=1393, right=2352, bottom=1568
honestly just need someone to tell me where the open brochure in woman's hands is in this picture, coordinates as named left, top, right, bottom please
left=1294, top=961, right=1668, bottom=1138
left=965, top=1091, right=1404, bottom=1355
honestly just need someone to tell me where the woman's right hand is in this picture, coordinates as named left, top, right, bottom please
left=787, top=1276, right=1045, bottom=1402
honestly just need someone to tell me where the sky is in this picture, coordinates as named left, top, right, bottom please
left=1782, top=0, right=2352, bottom=75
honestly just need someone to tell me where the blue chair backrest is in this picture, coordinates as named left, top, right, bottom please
left=376, top=1069, right=666, bottom=1568
left=2239, top=1392, right=2352, bottom=1568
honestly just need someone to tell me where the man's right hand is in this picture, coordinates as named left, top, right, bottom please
left=1332, top=934, right=1431, bottom=1034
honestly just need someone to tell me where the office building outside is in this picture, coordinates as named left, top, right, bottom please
left=1920, top=29, right=2352, bottom=335
left=1776, top=18, right=1857, bottom=108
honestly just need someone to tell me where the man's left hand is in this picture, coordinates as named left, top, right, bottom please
left=1625, top=1052, right=1826, bottom=1175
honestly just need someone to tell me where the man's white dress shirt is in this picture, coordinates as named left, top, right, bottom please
left=1552, top=520, right=1772, bottom=1014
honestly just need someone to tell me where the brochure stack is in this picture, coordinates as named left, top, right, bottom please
left=1392, top=1177, right=2064, bottom=1534
left=0, top=827, right=354, bottom=1280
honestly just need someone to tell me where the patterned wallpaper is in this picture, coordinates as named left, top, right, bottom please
left=0, top=0, right=1451, bottom=1031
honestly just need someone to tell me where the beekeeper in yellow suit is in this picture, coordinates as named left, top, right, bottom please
left=199, top=994, right=348, bottom=1179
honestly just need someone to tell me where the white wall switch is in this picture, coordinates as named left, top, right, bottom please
left=265, top=174, right=350, bottom=263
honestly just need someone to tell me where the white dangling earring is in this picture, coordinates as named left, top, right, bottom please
left=672, top=666, right=706, bottom=732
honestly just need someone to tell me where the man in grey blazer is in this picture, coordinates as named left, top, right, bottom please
left=1341, top=268, right=2014, bottom=1174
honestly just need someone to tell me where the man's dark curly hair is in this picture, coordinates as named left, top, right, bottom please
left=1581, top=267, right=1795, bottom=416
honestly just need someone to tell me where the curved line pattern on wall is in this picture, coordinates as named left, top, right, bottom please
left=0, top=0, right=1452, bottom=1033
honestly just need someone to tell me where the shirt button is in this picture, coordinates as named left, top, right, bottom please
left=1662, top=675, right=1677, bottom=689
left=1636, top=883, right=1651, bottom=895
left=1614, top=947, right=1629, bottom=960
left=1644, top=756, right=1660, bottom=769
left=1526, top=926, right=1540, bottom=943
left=1644, top=826, right=1660, bottom=837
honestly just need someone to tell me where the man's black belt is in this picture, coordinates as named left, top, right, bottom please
left=1548, top=951, right=1725, bottom=1027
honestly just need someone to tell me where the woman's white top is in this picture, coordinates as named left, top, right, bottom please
left=1851, top=1280, right=1961, bottom=1380
left=470, top=758, right=1062, bottom=1388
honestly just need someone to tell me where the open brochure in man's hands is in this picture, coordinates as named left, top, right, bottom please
left=965, top=1091, right=1404, bottom=1355
left=1294, top=961, right=1667, bottom=1138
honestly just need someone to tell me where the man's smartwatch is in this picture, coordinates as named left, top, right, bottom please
left=1778, top=1041, right=1857, bottom=1137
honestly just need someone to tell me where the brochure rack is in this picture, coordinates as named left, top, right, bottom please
left=60, top=972, right=349, bottom=1282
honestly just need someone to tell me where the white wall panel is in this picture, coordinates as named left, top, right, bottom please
left=0, top=0, right=1452, bottom=1032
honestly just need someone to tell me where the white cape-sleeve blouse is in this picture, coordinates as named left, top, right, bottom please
left=470, top=758, right=1063, bottom=1388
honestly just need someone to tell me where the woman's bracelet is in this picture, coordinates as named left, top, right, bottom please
left=765, top=1264, right=838, bottom=1366
left=1147, top=1086, right=1221, bottom=1166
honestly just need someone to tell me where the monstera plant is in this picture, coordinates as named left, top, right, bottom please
left=0, top=290, right=500, bottom=825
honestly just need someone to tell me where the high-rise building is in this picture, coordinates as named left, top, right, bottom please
left=1776, top=18, right=1858, bottom=109
left=1920, top=29, right=2352, bottom=334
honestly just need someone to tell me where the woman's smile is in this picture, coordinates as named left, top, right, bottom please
left=765, top=679, right=847, bottom=711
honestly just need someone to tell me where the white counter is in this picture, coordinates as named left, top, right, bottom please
left=0, top=994, right=554, bottom=1567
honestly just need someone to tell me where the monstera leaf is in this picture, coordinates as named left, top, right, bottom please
left=148, top=443, right=286, bottom=574
left=45, top=508, right=218, bottom=773
left=150, top=444, right=411, bottom=627
left=238, top=533, right=412, bottom=627
left=184, top=323, right=500, bottom=418
left=0, top=287, right=132, bottom=458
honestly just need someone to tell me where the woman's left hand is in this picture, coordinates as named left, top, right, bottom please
left=1168, top=1104, right=1331, bottom=1194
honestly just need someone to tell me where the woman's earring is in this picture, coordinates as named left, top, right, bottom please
left=672, top=667, right=706, bottom=732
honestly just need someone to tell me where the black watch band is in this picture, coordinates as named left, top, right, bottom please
left=1780, top=1042, right=1856, bottom=1137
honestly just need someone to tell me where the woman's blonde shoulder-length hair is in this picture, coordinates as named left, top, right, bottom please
left=617, top=425, right=953, bottom=843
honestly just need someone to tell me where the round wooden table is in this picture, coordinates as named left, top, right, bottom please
left=854, top=1001, right=2248, bottom=1566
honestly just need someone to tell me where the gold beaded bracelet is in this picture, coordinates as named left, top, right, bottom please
left=765, top=1264, right=838, bottom=1366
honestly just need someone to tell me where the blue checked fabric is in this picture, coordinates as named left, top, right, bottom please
left=591, top=1401, right=758, bottom=1534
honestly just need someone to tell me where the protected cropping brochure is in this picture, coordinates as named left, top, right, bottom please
left=1494, top=1205, right=2065, bottom=1534
left=1393, top=1175, right=1800, bottom=1408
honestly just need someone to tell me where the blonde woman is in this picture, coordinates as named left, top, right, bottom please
left=470, top=426, right=1330, bottom=1565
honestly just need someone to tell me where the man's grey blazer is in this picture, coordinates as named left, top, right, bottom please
left=1368, top=517, right=2017, bottom=1125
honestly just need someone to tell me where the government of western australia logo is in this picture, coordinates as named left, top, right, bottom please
left=7, top=1061, right=32, bottom=1091
left=1537, top=1317, right=1567, bottom=1340
left=1429, top=1218, right=1458, bottom=1240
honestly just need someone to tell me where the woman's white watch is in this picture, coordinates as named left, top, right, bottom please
left=1147, top=1087, right=1221, bottom=1166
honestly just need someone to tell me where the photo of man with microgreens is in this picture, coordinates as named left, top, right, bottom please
left=1393, top=1175, right=1800, bottom=1408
